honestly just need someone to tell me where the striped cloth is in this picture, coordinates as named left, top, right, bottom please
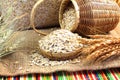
left=0, top=68, right=120, bottom=80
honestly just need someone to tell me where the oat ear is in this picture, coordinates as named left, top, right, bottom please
left=0, top=10, right=27, bottom=58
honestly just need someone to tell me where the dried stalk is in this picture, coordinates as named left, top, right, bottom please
left=83, top=38, right=120, bottom=64
left=0, top=8, right=27, bottom=58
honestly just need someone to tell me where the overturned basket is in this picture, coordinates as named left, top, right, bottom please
left=59, top=0, right=120, bottom=35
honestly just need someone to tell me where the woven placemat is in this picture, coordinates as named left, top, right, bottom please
left=0, top=69, right=120, bottom=79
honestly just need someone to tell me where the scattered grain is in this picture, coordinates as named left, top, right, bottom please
left=61, top=3, right=76, bottom=30
left=26, top=69, right=29, bottom=72
left=30, top=52, right=71, bottom=67
left=14, top=61, right=19, bottom=64
left=18, top=67, right=22, bottom=70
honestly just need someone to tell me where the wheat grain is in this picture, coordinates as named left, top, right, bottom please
left=83, top=38, right=120, bottom=64
left=38, top=29, right=84, bottom=60
left=30, top=51, right=70, bottom=67
left=39, top=29, right=82, bottom=53
left=61, top=3, right=76, bottom=30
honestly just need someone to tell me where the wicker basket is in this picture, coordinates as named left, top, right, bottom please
left=59, top=0, right=120, bottom=35
left=38, top=29, right=83, bottom=60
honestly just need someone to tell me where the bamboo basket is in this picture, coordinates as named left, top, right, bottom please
left=0, top=0, right=62, bottom=30
left=59, top=0, right=120, bottom=35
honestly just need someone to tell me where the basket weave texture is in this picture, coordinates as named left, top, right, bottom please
left=59, top=0, right=120, bottom=35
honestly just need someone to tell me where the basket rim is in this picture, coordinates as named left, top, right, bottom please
left=59, top=0, right=80, bottom=32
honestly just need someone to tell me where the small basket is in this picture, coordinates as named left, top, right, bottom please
left=38, top=29, right=83, bottom=60
left=59, top=0, right=120, bottom=35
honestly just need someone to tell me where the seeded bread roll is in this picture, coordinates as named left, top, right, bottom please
left=1, top=0, right=62, bottom=30
left=38, top=29, right=84, bottom=60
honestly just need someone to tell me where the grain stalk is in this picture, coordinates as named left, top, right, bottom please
left=0, top=7, right=27, bottom=58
